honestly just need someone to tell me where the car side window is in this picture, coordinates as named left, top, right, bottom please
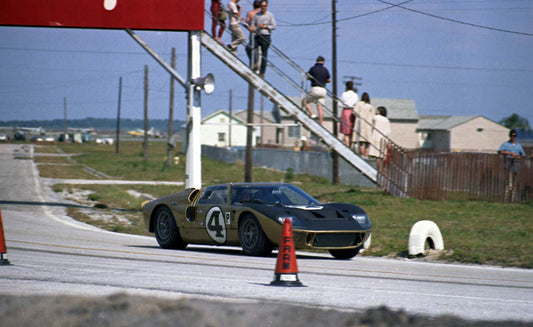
left=198, top=186, right=228, bottom=205
left=231, top=187, right=253, bottom=205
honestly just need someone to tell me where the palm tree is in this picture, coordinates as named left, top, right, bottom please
left=499, top=113, right=531, bottom=132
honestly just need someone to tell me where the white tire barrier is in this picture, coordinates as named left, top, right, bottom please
left=408, top=220, right=444, bottom=256
left=362, top=232, right=371, bottom=251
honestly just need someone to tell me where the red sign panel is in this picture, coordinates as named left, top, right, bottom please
left=0, top=0, right=204, bottom=31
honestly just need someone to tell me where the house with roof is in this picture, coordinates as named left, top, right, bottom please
left=233, top=110, right=279, bottom=146
left=416, top=115, right=509, bottom=152
left=203, top=98, right=509, bottom=153
left=201, top=109, right=257, bottom=147
left=275, top=97, right=421, bottom=150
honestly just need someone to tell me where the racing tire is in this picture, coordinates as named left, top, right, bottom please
left=408, top=220, right=444, bottom=256
left=239, top=214, right=273, bottom=256
left=154, top=206, right=187, bottom=250
left=329, top=247, right=361, bottom=260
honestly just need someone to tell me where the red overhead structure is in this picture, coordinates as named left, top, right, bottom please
left=0, top=0, right=204, bottom=31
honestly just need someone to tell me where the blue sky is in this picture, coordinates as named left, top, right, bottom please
left=0, top=0, right=531, bottom=127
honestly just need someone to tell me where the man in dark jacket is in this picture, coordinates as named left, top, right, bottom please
left=303, top=56, right=330, bottom=125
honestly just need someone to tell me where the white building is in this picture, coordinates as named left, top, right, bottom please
left=201, top=109, right=257, bottom=147
left=417, top=115, right=509, bottom=152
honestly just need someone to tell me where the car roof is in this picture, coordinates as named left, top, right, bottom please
left=216, top=182, right=290, bottom=188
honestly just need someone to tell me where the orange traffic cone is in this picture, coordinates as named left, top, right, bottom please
left=270, top=218, right=304, bottom=287
left=0, top=206, right=10, bottom=265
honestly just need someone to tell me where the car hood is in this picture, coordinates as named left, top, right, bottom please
left=250, top=202, right=371, bottom=231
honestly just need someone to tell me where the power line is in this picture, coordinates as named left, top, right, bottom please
left=276, top=0, right=532, bottom=37
left=277, top=0, right=415, bottom=26
left=288, top=56, right=531, bottom=73
left=376, top=0, right=533, bottom=37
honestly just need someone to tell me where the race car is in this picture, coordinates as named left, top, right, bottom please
left=142, top=183, right=371, bottom=259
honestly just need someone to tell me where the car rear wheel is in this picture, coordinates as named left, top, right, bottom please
left=239, top=214, right=273, bottom=256
left=329, top=247, right=361, bottom=260
left=154, top=206, right=187, bottom=250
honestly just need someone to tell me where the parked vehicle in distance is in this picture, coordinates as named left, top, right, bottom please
left=142, top=183, right=371, bottom=259
left=0, top=134, right=7, bottom=142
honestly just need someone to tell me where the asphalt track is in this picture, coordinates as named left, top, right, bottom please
left=0, top=143, right=532, bottom=323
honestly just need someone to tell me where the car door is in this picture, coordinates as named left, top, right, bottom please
left=183, top=185, right=229, bottom=244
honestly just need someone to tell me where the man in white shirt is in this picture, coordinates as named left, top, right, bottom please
left=227, top=0, right=246, bottom=53
left=247, top=0, right=276, bottom=77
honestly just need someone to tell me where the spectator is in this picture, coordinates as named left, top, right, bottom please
left=303, top=56, right=331, bottom=125
left=369, top=106, right=391, bottom=176
left=245, top=1, right=261, bottom=69
left=247, top=0, right=276, bottom=78
left=498, top=129, right=525, bottom=202
left=210, top=0, right=226, bottom=43
left=245, top=0, right=261, bottom=25
left=227, top=0, right=246, bottom=53
left=338, top=81, right=358, bottom=147
left=353, top=92, right=374, bottom=158
left=300, top=136, right=310, bottom=151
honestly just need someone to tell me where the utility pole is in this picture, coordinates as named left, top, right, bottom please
left=63, top=96, right=67, bottom=143
left=166, top=48, right=176, bottom=168
left=115, top=77, right=122, bottom=154
left=229, top=89, right=233, bottom=147
left=245, top=45, right=256, bottom=182
left=143, top=65, right=149, bottom=161
left=331, top=0, right=339, bottom=184
left=260, top=94, right=264, bottom=146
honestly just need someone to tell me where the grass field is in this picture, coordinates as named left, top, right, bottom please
left=36, top=142, right=533, bottom=268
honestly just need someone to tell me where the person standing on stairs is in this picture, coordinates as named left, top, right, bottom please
left=227, top=0, right=246, bottom=53
left=211, top=0, right=226, bottom=43
left=338, top=81, right=358, bottom=147
left=247, top=0, right=276, bottom=78
left=303, top=56, right=331, bottom=125
left=245, top=1, right=261, bottom=70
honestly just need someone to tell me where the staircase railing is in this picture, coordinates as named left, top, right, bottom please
left=204, top=10, right=410, bottom=196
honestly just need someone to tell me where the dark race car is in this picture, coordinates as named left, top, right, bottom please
left=142, top=183, right=371, bottom=259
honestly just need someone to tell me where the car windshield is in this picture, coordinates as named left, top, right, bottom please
left=230, top=184, right=320, bottom=206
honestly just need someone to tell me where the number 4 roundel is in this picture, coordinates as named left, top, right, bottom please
left=206, top=207, right=226, bottom=243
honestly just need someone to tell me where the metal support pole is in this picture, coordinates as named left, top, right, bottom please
left=186, top=31, right=202, bottom=189
left=166, top=48, right=176, bottom=168
left=115, top=77, right=122, bottom=154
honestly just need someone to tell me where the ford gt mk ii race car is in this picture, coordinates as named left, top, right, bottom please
left=142, top=183, right=371, bottom=259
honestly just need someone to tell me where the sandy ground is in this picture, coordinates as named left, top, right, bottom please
left=1, top=293, right=530, bottom=327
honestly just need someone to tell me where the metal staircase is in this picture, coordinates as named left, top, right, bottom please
left=200, top=31, right=377, bottom=183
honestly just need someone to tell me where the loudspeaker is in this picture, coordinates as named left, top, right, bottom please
left=192, top=73, right=215, bottom=95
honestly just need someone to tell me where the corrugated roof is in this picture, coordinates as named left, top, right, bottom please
left=417, top=115, right=478, bottom=131
left=234, top=110, right=276, bottom=123
left=372, top=98, right=419, bottom=120
left=283, top=96, right=419, bottom=121
left=202, top=109, right=247, bottom=124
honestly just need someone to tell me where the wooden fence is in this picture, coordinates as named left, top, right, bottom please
left=379, top=149, right=533, bottom=203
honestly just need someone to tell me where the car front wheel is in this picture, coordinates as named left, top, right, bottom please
left=239, top=214, right=273, bottom=256
left=154, top=206, right=187, bottom=250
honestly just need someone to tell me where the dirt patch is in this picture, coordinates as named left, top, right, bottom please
left=0, top=293, right=528, bottom=327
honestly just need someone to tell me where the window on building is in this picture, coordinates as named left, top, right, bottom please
left=218, top=132, right=226, bottom=142
left=288, top=125, right=301, bottom=138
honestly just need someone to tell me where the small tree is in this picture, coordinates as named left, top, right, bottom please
left=499, top=113, right=531, bottom=132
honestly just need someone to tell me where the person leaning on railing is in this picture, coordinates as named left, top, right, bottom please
left=498, top=129, right=526, bottom=202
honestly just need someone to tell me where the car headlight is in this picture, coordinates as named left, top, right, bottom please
left=352, top=214, right=369, bottom=225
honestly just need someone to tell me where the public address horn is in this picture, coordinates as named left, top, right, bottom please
left=192, top=73, right=215, bottom=95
